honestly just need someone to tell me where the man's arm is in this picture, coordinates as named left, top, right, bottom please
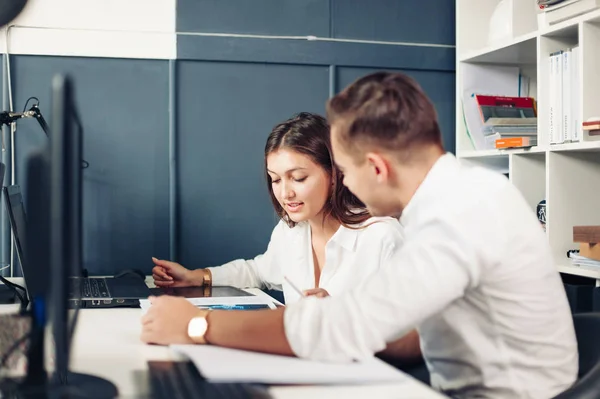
left=207, top=315, right=422, bottom=361
left=206, top=307, right=294, bottom=355
left=142, top=217, right=480, bottom=362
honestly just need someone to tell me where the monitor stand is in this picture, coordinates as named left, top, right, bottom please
left=0, top=320, right=117, bottom=399
left=0, top=372, right=118, bottom=398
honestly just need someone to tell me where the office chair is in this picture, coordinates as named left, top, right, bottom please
left=552, top=312, right=600, bottom=399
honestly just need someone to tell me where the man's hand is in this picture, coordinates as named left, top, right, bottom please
left=378, top=329, right=422, bottom=363
left=151, top=257, right=204, bottom=288
left=140, top=295, right=201, bottom=345
left=302, top=288, right=330, bottom=298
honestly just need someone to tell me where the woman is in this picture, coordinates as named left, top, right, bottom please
left=152, top=112, right=404, bottom=304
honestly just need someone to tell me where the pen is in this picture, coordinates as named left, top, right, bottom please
left=284, top=275, right=304, bottom=297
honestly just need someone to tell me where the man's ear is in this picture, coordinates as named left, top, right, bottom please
left=366, top=152, right=390, bottom=183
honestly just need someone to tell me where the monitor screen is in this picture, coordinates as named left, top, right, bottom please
left=49, top=74, right=82, bottom=382
left=3, top=185, right=28, bottom=279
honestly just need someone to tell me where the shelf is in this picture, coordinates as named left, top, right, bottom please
left=458, top=147, right=545, bottom=159
left=541, top=20, right=580, bottom=39
left=549, top=141, right=600, bottom=152
left=459, top=142, right=600, bottom=157
left=459, top=31, right=538, bottom=64
left=557, top=264, right=600, bottom=279
left=458, top=4, right=600, bottom=284
left=458, top=150, right=508, bottom=159
left=540, top=8, right=600, bottom=36
left=587, top=8, right=600, bottom=24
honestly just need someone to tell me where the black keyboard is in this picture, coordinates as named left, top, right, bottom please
left=148, top=361, right=272, bottom=399
left=69, top=278, right=110, bottom=299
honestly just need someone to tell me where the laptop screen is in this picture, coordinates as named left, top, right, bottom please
left=3, top=185, right=28, bottom=279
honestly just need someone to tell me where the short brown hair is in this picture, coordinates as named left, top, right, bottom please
left=326, top=71, right=443, bottom=161
left=264, top=112, right=370, bottom=228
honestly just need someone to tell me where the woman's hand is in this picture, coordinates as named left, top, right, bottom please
left=302, top=288, right=330, bottom=298
left=151, top=257, right=204, bottom=288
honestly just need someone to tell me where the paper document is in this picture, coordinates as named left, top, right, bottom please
left=170, top=345, right=406, bottom=385
left=139, top=296, right=277, bottom=313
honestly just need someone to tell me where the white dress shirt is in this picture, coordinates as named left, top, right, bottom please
left=206, top=216, right=404, bottom=304
left=284, top=153, right=578, bottom=399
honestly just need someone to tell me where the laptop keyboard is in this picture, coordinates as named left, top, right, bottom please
left=148, top=361, right=272, bottom=399
left=69, top=278, right=110, bottom=299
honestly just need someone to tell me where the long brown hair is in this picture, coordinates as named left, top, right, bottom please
left=264, top=112, right=370, bottom=228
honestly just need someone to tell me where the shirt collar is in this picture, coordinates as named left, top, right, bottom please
left=400, top=152, right=459, bottom=226
left=330, top=224, right=359, bottom=252
left=299, top=219, right=361, bottom=252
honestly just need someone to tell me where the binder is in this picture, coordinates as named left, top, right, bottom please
left=563, top=49, right=572, bottom=143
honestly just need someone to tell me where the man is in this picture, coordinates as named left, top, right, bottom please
left=141, top=72, right=577, bottom=398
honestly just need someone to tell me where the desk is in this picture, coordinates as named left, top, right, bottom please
left=2, top=278, right=447, bottom=398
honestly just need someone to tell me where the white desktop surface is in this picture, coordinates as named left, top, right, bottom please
left=1, top=278, right=447, bottom=398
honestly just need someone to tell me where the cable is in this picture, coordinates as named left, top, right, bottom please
left=30, top=101, right=89, bottom=169
left=67, top=281, right=81, bottom=350
left=66, top=104, right=84, bottom=353
left=22, top=97, right=39, bottom=113
left=71, top=105, right=89, bottom=169
left=0, top=275, right=28, bottom=312
left=5, top=26, right=16, bottom=278
left=0, top=276, right=25, bottom=296
left=1, top=100, right=91, bottom=170
left=0, top=330, right=30, bottom=370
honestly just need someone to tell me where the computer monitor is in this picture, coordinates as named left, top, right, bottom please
left=3, top=186, right=27, bottom=274
left=49, top=74, right=117, bottom=396
left=0, top=74, right=117, bottom=397
left=3, top=184, right=51, bottom=303
left=50, top=73, right=82, bottom=386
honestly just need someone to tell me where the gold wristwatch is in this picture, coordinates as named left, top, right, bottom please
left=188, top=309, right=211, bottom=344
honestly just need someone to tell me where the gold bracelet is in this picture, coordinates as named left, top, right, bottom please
left=202, top=268, right=212, bottom=287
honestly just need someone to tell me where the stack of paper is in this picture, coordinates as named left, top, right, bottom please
left=570, top=254, right=600, bottom=270
left=170, top=345, right=406, bottom=385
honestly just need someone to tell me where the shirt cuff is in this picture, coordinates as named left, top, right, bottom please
left=204, top=266, right=227, bottom=286
left=283, top=297, right=319, bottom=358
left=283, top=295, right=388, bottom=363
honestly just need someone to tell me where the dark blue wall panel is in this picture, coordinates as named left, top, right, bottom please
left=177, top=61, right=329, bottom=268
left=0, top=1, right=456, bottom=280
left=177, top=35, right=455, bottom=71
left=332, top=0, right=455, bottom=45
left=10, top=56, right=170, bottom=275
left=174, top=0, right=456, bottom=275
left=177, top=0, right=330, bottom=37
left=337, top=67, right=456, bottom=154
left=177, top=0, right=456, bottom=46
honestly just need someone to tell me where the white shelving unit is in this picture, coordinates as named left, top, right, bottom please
left=456, top=0, right=600, bottom=283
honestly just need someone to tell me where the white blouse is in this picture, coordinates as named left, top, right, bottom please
left=206, top=216, right=404, bottom=304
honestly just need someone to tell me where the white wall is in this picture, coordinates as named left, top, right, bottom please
left=0, top=0, right=176, bottom=59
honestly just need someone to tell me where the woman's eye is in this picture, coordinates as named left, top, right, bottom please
left=293, top=177, right=307, bottom=182
left=272, top=179, right=280, bottom=184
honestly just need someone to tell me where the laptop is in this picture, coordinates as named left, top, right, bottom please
left=3, top=184, right=151, bottom=308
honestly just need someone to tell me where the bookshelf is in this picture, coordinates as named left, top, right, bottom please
left=456, top=0, right=600, bottom=283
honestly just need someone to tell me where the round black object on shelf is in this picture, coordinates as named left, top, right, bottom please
left=0, top=0, right=28, bottom=28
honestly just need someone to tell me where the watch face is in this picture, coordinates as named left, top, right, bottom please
left=188, top=317, right=208, bottom=338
